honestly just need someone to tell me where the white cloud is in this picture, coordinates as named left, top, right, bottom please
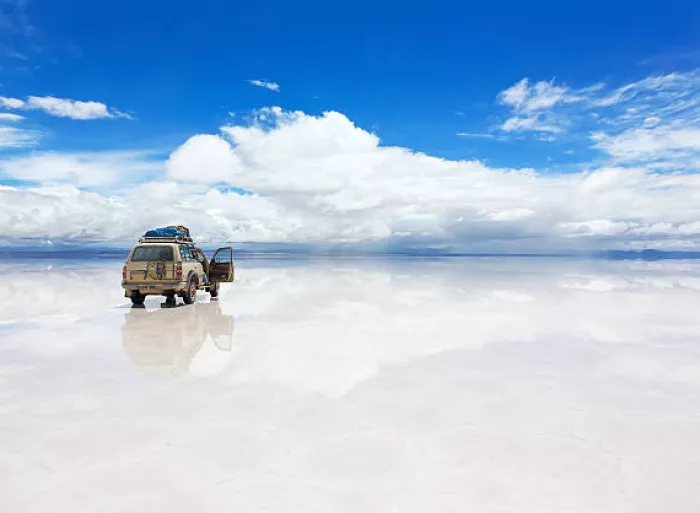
left=497, top=78, right=578, bottom=134
left=3, top=107, right=700, bottom=251
left=493, top=69, right=700, bottom=171
left=591, top=125, right=700, bottom=163
left=591, top=72, right=691, bottom=107
left=499, top=78, right=571, bottom=113
left=499, top=78, right=530, bottom=108
left=0, top=96, right=25, bottom=109
left=0, top=151, right=162, bottom=188
left=0, top=95, right=130, bottom=120
left=0, top=112, right=24, bottom=122
left=25, top=96, right=128, bottom=120
left=166, top=134, right=243, bottom=183
left=0, top=126, right=38, bottom=147
left=501, top=115, right=562, bottom=134
left=456, top=132, right=496, bottom=139
left=249, top=79, right=280, bottom=92
left=579, top=70, right=700, bottom=165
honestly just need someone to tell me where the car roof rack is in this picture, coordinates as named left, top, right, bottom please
left=139, top=236, right=193, bottom=244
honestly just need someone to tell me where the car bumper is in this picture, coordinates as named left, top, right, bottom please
left=122, top=281, right=188, bottom=296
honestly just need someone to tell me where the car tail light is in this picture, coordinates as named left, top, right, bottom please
left=176, top=263, right=182, bottom=280
left=122, top=265, right=127, bottom=281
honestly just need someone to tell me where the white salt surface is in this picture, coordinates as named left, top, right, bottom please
left=1, top=257, right=699, bottom=512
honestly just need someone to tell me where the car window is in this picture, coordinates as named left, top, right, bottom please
left=131, top=245, right=174, bottom=261
left=179, top=245, right=192, bottom=262
left=213, top=250, right=232, bottom=263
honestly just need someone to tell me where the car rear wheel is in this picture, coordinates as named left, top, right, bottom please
left=209, top=282, right=220, bottom=298
left=183, top=278, right=197, bottom=304
left=130, top=291, right=145, bottom=306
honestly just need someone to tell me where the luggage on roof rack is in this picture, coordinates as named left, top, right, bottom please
left=142, top=225, right=193, bottom=242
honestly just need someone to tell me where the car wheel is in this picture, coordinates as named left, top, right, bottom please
left=130, top=291, right=145, bottom=306
left=210, top=282, right=219, bottom=298
left=183, top=277, right=197, bottom=304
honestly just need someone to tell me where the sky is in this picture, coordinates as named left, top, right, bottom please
left=1, top=0, right=700, bottom=252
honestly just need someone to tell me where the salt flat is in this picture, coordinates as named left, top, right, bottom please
left=1, top=257, right=699, bottom=513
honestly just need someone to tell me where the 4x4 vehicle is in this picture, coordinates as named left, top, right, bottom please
left=121, top=232, right=234, bottom=306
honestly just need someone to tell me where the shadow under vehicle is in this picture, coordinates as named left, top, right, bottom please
left=121, top=301, right=235, bottom=377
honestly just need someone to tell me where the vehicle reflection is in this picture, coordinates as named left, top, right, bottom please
left=121, top=301, right=235, bottom=377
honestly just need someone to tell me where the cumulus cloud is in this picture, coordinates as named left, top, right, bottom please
left=3, top=107, right=700, bottom=251
left=249, top=79, right=280, bottom=92
left=0, top=95, right=131, bottom=119
left=166, top=134, right=242, bottom=184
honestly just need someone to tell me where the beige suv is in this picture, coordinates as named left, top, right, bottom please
left=122, top=236, right=234, bottom=306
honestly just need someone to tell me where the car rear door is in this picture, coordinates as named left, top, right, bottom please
left=209, top=247, right=234, bottom=282
left=126, top=245, right=178, bottom=282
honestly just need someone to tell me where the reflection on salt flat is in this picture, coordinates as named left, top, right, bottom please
left=1, top=258, right=700, bottom=513
left=122, top=302, right=235, bottom=377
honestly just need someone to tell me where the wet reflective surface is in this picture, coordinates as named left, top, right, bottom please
left=1, top=257, right=700, bottom=512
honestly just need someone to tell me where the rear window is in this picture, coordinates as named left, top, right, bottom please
left=131, top=245, right=175, bottom=262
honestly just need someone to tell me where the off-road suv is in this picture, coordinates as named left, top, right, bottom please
left=122, top=234, right=234, bottom=306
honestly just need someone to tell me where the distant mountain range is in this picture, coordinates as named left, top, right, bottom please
left=1, top=246, right=700, bottom=260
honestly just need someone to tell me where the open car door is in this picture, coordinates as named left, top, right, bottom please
left=209, top=247, right=234, bottom=282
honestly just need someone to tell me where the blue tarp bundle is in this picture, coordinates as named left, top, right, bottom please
left=145, top=226, right=185, bottom=238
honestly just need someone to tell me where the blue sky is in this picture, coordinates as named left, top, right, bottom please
left=2, top=0, right=700, bottom=250
left=2, top=0, right=698, bottom=164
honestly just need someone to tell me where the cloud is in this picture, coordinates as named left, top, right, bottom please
left=591, top=125, right=700, bottom=164
left=457, top=132, right=496, bottom=139
left=25, top=96, right=130, bottom=120
left=591, top=73, right=691, bottom=107
left=494, top=69, right=700, bottom=171
left=0, top=125, right=38, bottom=147
left=584, top=70, right=700, bottom=167
left=0, top=96, right=26, bottom=109
left=166, top=134, right=243, bottom=183
left=0, top=45, right=28, bottom=60
left=249, top=79, right=280, bottom=92
left=0, top=112, right=23, bottom=122
left=3, top=107, right=700, bottom=251
left=497, top=78, right=580, bottom=134
left=0, top=0, right=34, bottom=38
left=499, top=78, right=571, bottom=113
left=0, top=151, right=162, bottom=188
left=0, top=95, right=131, bottom=120
left=501, top=115, right=562, bottom=134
